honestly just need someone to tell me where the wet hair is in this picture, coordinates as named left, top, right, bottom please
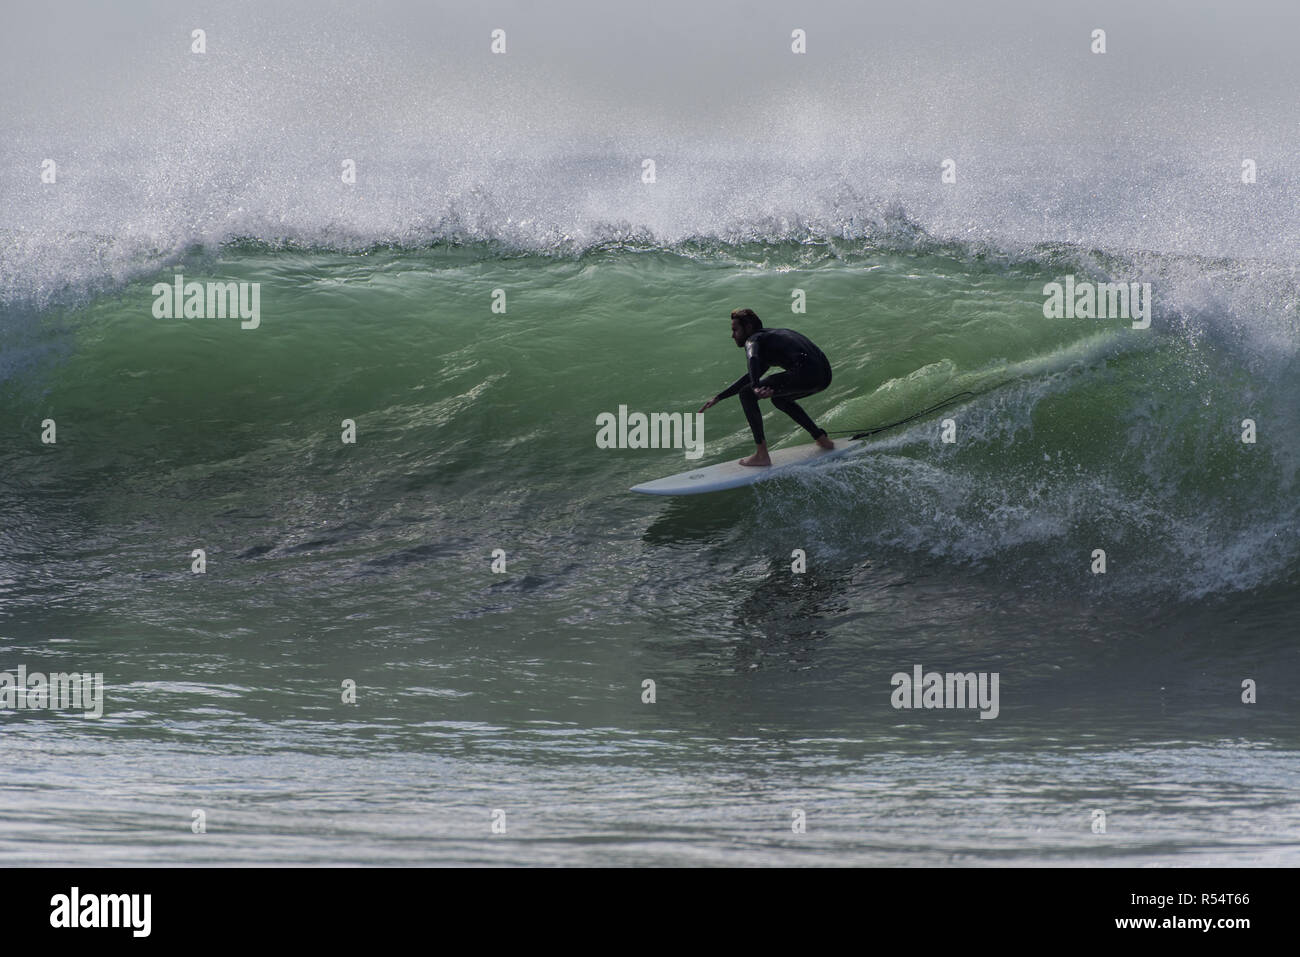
left=730, top=308, right=762, bottom=334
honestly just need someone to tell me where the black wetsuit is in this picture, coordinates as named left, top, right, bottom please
left=715, top=328, right=832, bottom=444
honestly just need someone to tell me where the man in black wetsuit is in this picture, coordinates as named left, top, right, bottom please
left=698, top=308, right=834, bottom=467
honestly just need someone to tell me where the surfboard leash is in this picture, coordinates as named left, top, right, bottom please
left=831, top=379, right=1015, bottom=441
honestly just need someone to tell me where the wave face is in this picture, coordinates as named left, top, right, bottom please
left=0, top=239, right=1295, bottom=607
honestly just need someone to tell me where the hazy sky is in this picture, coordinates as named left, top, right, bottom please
left=4, top=0, right=1298, bottom=149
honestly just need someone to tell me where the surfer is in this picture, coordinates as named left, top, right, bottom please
left=698, top=309, right=834, bottom=466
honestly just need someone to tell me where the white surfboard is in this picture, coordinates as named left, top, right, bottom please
left=630, top=438, right=863, bottom=496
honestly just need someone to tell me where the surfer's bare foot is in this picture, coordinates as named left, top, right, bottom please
left=815, top=433, right=834, bottom=450
left=739, top=444, right=771, bottom=467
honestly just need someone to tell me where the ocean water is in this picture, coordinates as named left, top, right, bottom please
left=1, top=0, right=1298, bottom=866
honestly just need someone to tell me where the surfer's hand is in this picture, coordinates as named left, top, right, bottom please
left=698, top=396, right=718, bottom=413
left=753, top=386, right=775, bottom=399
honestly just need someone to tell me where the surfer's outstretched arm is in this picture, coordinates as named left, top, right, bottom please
left=715, top=341, right=769, bottom=402
left=714, top=373, right=750, bottom=402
